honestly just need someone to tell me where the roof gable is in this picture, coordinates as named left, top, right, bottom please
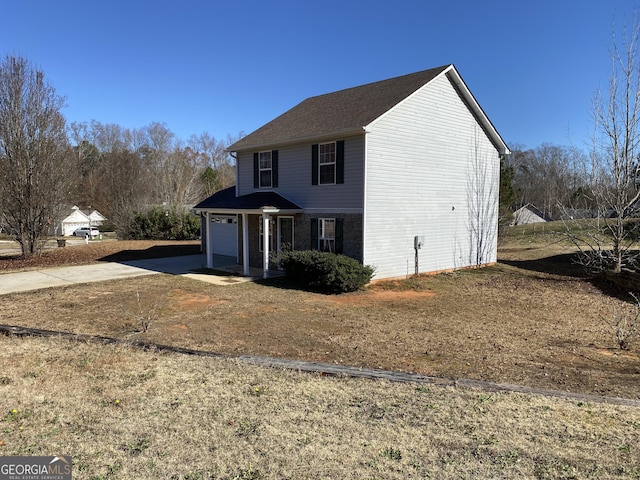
left=60, top=209, right=90, bottom=223
left=229, top=65, right=452, bottom=152
left=194, top=186, right=302, bottom=211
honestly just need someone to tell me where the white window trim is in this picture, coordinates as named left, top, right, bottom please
left=259, top=151, right=272, bottom=188
left=318, top=141, right=336, bottom=185
left=318, top=217, right=336, bottom=252
left=277, top=216, right=295, bottom=252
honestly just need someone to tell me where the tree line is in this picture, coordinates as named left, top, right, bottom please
left=68, top=121, right=239, bottom=234
left=0, top=55, right=238, bottom=257
left=501, top=143, right=593, bottom=222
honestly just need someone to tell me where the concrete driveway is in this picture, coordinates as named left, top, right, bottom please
left=0, top=254, right=254, bottom=295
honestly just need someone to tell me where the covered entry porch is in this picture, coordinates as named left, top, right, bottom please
left=194, top=187, right=303, bottom=279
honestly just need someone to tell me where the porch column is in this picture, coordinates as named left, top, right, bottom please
left=242, top=213, right=250, bottom=276
left=262, top=213, right=270, bottom=279
left=205, top=211, right=213, bottom=269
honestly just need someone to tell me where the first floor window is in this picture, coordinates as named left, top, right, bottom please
left=318, top=218, right=335, bottom=252
left=311, top=217, right=343, bottom=254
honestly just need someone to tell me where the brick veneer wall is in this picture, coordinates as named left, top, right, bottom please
left=239, top=213, right=363, bottom=268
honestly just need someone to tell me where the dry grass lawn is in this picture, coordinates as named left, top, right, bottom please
left=1, top=335, right=639, bottom=479
left=1, top=232, right=639, bottom=400
left=1, top=226, right=640, bottom=478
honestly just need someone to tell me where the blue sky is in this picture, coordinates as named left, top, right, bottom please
left=2, top=0, right=636, bottom=151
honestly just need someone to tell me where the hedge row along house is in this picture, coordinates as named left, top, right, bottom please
left=194, top=64, right=509, bottom=280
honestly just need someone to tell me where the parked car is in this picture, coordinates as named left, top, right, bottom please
left=73, top=227, right=100, bottom=238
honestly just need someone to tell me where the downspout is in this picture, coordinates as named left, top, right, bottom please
left=230, top=152, right=238, bottom=197
left=205, top=211, right=213, bottom=269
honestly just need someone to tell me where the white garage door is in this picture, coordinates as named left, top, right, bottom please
left=63, top=222, right=88, bottom=236
left=211, top=216, right=238, bottom=257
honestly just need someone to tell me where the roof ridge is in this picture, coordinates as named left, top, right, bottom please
left=228, top=65, right=454, bottom=151
left=305, top=64, right=452, bottom=101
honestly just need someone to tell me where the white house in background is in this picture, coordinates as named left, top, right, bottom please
left=194, top=64, right=510, bottom=280
left=53, top=206, right=107, bottom=236
left=83, top=208, right=107, bottom=226
left=512, top=204, right=551, bottom=226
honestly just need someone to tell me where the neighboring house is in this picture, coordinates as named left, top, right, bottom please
left=83, top=208, right=107, bottom=226
left=511, top=204, right=552, bottom=226
left=194, top=64, right=510, bottom=280
left=52, top=206, right=107, bottom=236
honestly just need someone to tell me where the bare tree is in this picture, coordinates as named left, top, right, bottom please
left=189, top=132, right=237, bottom=192
left=467, top=127, right=499, bottom=266
left=0, top=55, right=72, bottom=257
left=571, top=17, right=640, bottom=273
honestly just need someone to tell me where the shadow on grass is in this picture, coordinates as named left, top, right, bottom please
left=254, top=275, right=349, bottom=296
left=98, top=244, right=202, bottom=263
left=499, top=252, right=588, bottom=278
left=500, top=252, right=637, bottom=301
left=190, top=268, right=242, bottom=277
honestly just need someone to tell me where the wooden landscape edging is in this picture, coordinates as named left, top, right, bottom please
left=2, top=323, right=639, bottom=408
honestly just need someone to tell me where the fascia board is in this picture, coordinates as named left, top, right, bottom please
left=227, top=128, right=364, bottom=154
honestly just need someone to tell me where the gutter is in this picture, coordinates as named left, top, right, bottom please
left=226, top=128, right=365, bottom=154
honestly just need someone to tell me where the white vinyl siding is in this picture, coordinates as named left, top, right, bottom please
left=363, top=72, right=500, bottom=279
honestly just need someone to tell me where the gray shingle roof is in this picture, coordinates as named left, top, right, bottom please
left=228, top=65, right=452, bottom=152
left=194, top=186, right=302, bottom=211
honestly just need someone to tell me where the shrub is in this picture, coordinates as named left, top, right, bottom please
left=606, top=292, right=640, bottom=350
left=277, top=250, right=374, bottom=294
left=125, top=206, right=200, bottom=240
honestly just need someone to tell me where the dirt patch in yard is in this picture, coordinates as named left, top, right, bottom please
left=168, top=289, right=228, bottom=310
left=328, top=287, right=436, bottom=304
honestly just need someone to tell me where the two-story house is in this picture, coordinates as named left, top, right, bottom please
left=194, top=64, right=509, bottom=280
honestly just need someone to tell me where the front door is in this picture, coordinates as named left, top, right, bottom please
left=277, top=216, right=294, bottom=252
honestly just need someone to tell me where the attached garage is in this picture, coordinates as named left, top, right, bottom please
left=210, top=216, right=238, bottom=257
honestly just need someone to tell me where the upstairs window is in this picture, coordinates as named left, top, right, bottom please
left=253, top=150, right=278, bottom=188
left=259, top=151, right=272, bottom=187
left=319, top=142, right=336, bottom=184
left=312, top=140, right=344, bottom=185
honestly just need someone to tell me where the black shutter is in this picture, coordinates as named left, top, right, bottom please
left=310, top=218, right=318, bottom=250
left=336, top=140, right=345, bottom=184
left=335, top=218, right=344, bottom=254
left=272, top=150, right=278, bottom=188
left=253, top=152, right=259, bottom=188
left=311, top=144, right=318, bottom=185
